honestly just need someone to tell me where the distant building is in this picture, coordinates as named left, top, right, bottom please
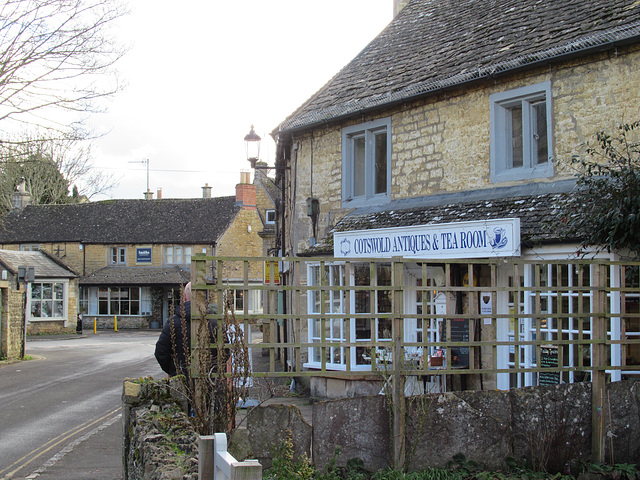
left=0, top=175, right=267, bottom=331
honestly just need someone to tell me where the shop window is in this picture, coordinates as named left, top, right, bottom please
left=306, top=262, right=393, bottom=370
left=98, top=286, right=141, bottom=315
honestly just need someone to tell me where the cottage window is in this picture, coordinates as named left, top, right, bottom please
left=164, top=245, right=193, bottom=265
left=490, top=82, right=553, bottom=183
left=342, top=117, right=391, bottom=207
left=28, top=281, right=67, bottom=321
left=110, top=246, right=126, bottom=265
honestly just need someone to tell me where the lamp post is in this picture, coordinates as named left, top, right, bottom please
left=244, top=125, right=261, bottom=169
left=244, top=125, right=290, bottom=366
left=244, top=125, right=289, bottom=257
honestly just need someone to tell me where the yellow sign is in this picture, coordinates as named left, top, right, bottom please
left=264, top=261, right=280, bottom=285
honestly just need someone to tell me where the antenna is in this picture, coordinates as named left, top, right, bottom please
left=128, top=159, right=150, bottom=193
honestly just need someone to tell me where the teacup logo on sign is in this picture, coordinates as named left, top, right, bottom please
left=489, top=227, right=508, bottom=250
left=340, top=238, right=352, bottom=257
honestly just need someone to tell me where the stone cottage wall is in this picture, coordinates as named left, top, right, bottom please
left=123, top=379, right=640, bottom=477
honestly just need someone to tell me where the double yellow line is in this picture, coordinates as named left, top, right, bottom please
left=0, top=406, right=121, bottom=480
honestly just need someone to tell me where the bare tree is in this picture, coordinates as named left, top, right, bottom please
left=0, top=133, right=116, bottom=216
left=0, top=0, right=128, bottom=139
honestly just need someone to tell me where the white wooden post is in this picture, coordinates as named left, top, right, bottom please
left=199, top=433, right=261, bottom=480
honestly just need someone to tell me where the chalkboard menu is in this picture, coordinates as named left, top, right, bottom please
left=539, top=345, right=560, bottom=385
left=440, top=318, right=470, bottom=367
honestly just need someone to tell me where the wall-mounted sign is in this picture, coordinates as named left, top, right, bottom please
left=334, top=218, right=520, bottom=259
left=136, top=247, right=152, bottom=263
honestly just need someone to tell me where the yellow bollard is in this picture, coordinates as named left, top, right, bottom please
left=114, top=315, right=118, bottom=332
left=94, top=318, right=97, bottom=335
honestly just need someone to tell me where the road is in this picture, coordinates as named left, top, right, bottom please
left=0, top=330, right=164, bottom=480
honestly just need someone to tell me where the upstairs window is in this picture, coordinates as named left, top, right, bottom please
left=164, top=245, right=193, bottom=265
left=110, top=247, right=126, bottom=265
left=490, top=82, right=553, bottom=183
left=265, top=209, right=276, bottom=224
left=342, top=117, right=391, bottom=207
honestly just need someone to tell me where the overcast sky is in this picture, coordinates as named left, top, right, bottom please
left=89, top=1, right=392, bottom=200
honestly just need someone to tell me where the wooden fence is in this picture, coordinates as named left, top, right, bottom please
left=190, top=255, right=640, bottom=467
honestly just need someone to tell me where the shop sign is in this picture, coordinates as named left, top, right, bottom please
left=136, top=247, right=152, bottom=263
left=334, top=218, right=520, bottom=259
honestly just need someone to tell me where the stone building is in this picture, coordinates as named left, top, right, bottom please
left=0, top=176, right=266, bottom=331
left=268, top=0, right=640, bottom=395
left=0, top=249, right=78, bottom=355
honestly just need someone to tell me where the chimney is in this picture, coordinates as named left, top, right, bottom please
left=394, top=0, right=409, bottom=16
left=144, top=190, right=154, bottom=200
left=11, top=178, right=32, bottom=211
left=202, top=183, right=212, bottom=199
left=157, top=188, right=162, bottom=199
left=235, top=173, right=256, bottom=209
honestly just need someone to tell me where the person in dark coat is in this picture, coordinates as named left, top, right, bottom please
left=155, top=282, right=222, bottom=377
left=155, top=282, right=193, bottom=377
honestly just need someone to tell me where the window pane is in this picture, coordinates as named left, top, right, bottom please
left=533, top=101, right=548, bottom=165
left=175, top=246, right=183, bottom=264
left=31, top=283, right=42, bottom=300
left=374, top=132, right=387, bottom=194
left=41, top=300, right=52, bottom=317
left=42, top=283, right=52, bottom=300
left=510, top=105, right=523, bottom=168
left=54, top=283, right=64, bottom=299
left=31, top=301, right=41, bottom=317
left=54, top=301, right=64, bottom=316
left=353, top=136, right=366, bottom=197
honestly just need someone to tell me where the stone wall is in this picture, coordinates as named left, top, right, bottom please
left=123, top=378, right=640, bottom=477
left=1, top=282, right=25, bottom=359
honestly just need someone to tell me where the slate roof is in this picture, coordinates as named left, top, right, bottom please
left=0, top=197, right=241, bottom=244
left=0, top=249, right=77, bottom=278
left=304, top=189, right=579, bottom=256
left=277, top=0, right=640, bottom=134
left=80, top=266, right=189, bottom=286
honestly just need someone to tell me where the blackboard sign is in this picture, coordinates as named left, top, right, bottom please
left=440, top=318, right=470, bottom=367
left=539, top=345, right=560, bottom=385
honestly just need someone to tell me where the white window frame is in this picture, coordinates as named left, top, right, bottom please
left=27, top=279, right=68, bottom=324
left=490, top=81, right=553, bottom=183
left=265, top=209, right=276, bottom=225
left=305, top=262, right=395, bottom=371
left=495, top=245, right=633, bottom=390
left=164, top=245, right=193, bottom=265
left=110, top=246, right=126, bottom=265
left=342, top=117, right=392, bottom=208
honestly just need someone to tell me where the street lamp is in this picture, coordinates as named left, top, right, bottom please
left=244, top=125, right=261, bottom=168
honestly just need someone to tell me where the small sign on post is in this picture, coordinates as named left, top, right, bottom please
left=539, top=345, right=560, bottom=385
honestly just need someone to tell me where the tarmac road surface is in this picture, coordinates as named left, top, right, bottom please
left=0, top=330, right=164, bottom=480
